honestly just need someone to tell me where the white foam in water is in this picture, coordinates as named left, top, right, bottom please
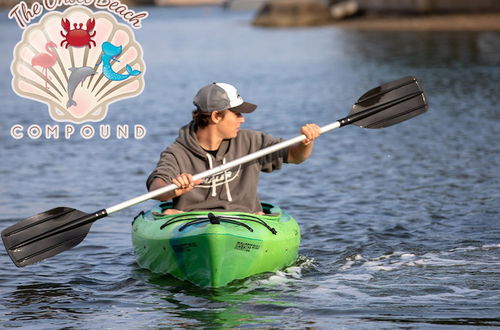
left=448, top=285, right=482, bottom=295
left=330, top=273, right=373, bottom=281
left=365, top=263, right=396, bottom=272
left=449, top=243, right=500, bottom=253
left=296, top=256, right=316, bottom=269
left=265, top=271, right=291, bottom=285
left=257, top=269, right=297, bottom=286
left=285, top=266, right=302, bottom=279
left=310, top=243, right=500, bottom=305
left=308, top=278, right=371, bottom=299
left=339, top=260, right=355, bottom=270
left=482, top=243, right=500, bottom=249
left=340, top=254, right=364, bottom=270
left=338, top=244, right=500, bottom=274
left=400, top=253, right=415, bottom=259
left=248, top=257, right=314, bottom=287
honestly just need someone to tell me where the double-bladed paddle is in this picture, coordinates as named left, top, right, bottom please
left=2, top=76, right=428, bottom=267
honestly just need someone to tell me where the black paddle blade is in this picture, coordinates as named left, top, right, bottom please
left=1, top=207, right=106, bottom=267
left=346, top=76, right=428, bottom=129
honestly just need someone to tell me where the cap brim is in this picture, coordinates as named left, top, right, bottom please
left=230, top=102, right=257, bottom=113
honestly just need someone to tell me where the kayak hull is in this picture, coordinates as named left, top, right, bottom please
left=132, top=202, right=300, bottom=288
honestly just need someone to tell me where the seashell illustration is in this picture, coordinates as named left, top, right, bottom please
left=11, top=6, right=146, bottom=123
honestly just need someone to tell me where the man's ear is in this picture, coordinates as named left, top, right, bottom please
left=210, top=111, right=223, bottom=124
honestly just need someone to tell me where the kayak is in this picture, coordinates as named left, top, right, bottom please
left=132, top=202, right=300, bottom=288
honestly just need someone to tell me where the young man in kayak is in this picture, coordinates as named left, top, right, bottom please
left=146, top=82, right=321, bottom=214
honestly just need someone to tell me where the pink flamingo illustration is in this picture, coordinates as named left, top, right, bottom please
left=31, top=41, right=58, bottom=89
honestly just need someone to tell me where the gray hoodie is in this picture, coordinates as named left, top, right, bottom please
left=146, top=122, right=289, bottom=213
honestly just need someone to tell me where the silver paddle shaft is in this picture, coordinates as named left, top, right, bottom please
left=106, top=121, right=341, bottom=215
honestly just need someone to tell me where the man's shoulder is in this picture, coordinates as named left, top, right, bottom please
left=237, top=129, right=262, bottom=140
left=160, top=141, right=192, bottom=162
left=234, top=129, right=265, bottom=146
left=234, top=129, right=282, bottom=151
left=162, top=141, right=183, bottom=153
left=238, top=129, right=281, bottom=144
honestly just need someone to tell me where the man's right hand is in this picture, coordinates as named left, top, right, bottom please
left=148, top=174, right=202, bottom=202
left=172, top=173, right=202, bottom=197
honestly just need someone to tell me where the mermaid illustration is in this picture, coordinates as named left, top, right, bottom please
left=97, top=41, right=141, bottom=81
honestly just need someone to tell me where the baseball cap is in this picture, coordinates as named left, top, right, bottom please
left=193, top=83, right=257, bottom=113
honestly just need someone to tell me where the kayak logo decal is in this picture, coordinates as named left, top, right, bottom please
left=234, top=241, right=261, bottom=252
left=10, top=4, right=146, bottom=124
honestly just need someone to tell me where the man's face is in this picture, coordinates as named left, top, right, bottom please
left=216, top=110, right=245, bottom=139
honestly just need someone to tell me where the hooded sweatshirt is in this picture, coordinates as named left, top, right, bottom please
left=146, top=122, right=289, bottom=213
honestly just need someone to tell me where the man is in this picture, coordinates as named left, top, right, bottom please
left=146, top=82, right=321, bottom=214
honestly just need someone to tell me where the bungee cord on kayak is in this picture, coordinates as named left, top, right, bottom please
left=156, top=209, right=278, bottom=235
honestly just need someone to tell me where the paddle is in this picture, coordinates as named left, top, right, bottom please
left=2, top=76, right=428, bottom=267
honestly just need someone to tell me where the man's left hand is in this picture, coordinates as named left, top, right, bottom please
left=301, top=123, right=321, bottom=145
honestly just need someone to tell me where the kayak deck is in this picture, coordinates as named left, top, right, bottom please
left=132, top=202, right=300, bottom=287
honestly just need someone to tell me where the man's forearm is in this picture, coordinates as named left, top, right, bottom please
left=288, top=142, right=314, bottom=164
left=148, top=178, right=177, bottom=201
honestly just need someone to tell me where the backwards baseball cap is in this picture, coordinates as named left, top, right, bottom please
left=193, top=83, right=257, bottom=113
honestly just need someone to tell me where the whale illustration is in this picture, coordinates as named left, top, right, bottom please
left=98, top=42, right=141, bottom=81
left=66, top=66, right=96, bottom=108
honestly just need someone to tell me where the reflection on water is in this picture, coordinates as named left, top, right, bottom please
left=4, top=283, right=88, bottom=322
left=132, top=264, right=309, bottom=328
left=0, top=6, right=499, bottom=329
left=339, top=30, right=500, bottom=66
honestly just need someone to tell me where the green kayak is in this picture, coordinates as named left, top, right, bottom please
left=132, top=202, right=300, bottom=288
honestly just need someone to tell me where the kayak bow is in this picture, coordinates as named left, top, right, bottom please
left=132, top=202, right=300, bottom=287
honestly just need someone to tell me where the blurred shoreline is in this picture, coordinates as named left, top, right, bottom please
left=2, top=0, right=500, bottom=32
left=332, top=13, right=500, bottom=31
left=154, top=0, right=223, bottom=6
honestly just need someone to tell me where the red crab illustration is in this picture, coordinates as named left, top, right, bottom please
left=60, top=18, right=96, bottom=49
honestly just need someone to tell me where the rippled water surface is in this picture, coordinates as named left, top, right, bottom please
left=1, top=6, right=499, bottom=328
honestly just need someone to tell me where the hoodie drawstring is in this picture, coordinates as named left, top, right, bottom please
left=223, top=157, right=233, bottom=202
left=206, top=153, right=217, bottom=197
left=205, top=153, right=233, bottom=202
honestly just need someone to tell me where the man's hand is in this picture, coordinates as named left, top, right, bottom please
left=173, top=173, right=202, bottom=197
left=288, top=123, right=321, bottom=164
left=300, top=123, right=321, bottom=146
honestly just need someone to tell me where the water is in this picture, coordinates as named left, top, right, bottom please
left=1, top=6, right=500, bottom=328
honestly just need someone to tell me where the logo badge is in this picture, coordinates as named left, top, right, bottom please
left=11, top=6, right=146, bottom=123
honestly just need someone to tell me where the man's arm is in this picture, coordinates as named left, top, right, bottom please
left=287, top=123, right=321, bottom=164
left=149, top=174, right=202, bottom=201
